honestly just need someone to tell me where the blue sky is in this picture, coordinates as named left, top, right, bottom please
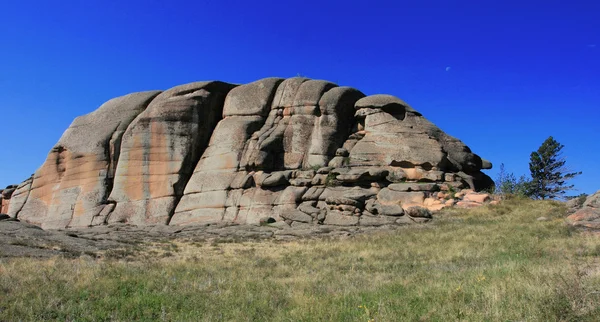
left=1, top=0, right=598, bottom=195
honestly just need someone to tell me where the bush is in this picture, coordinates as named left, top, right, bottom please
left=495, top=163, right=530, bottom=198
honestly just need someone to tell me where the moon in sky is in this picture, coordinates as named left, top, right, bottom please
left=445, top=67, right=451, bottom=72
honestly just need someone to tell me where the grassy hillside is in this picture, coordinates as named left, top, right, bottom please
left=1, top=198, right=599, bottom=321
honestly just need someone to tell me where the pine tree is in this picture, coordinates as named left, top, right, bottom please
left=528, top=136, right=581, bottom=199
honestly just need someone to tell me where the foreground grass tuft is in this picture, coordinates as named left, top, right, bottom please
left=1, top=198, right=600, bottom=321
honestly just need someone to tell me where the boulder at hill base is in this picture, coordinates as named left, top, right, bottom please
left=2, top=77, right=493, bottom=229
left=567, top=191, right=600, bottom=230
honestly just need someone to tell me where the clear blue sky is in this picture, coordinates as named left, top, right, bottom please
left=1, top=0, right=598, bottom=195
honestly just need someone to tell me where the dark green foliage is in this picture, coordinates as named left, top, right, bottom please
left=565, top=193, right=588, bottom=201
left=528, top=136, right=581, bottom=200
left=325, top=172, right=339, bottom=187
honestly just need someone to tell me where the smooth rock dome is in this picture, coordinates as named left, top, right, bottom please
left=5, top=77, right=493, bottom=229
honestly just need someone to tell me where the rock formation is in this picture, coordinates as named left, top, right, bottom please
left=0, top=185, right=18, bottom=214
left=567, top=191, right=600, bottom=230
left=6, top=77, right=493, bottom=229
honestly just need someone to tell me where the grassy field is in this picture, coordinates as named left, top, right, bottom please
left=1, top=198, right=599, bottom=321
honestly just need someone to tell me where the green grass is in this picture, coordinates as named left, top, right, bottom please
left=1, top=198, right=600, bottom=321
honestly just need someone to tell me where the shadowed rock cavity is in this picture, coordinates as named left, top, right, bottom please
left=10, top=77, right=493, bottom=229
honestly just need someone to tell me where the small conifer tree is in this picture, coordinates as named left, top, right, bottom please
left=528, top=136, right=581, bottom=199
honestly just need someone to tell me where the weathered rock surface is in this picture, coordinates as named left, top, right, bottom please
left=13, top=92, right=161, bottom=229
left=107, top=82, right=235, bottom=226
left=0, top=185, right=17, bottom=213
left=0, top=218, right=414, bottom=258
left=567, top=191, right=600, bottom=231
left=8, top=77, right=493, bottom=230
left=583, top=191, right=600, bottom=209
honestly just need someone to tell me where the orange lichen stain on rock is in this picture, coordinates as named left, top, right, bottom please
left=28, top=149, right=71, bottom=210
left=57, top=155, right=102, bottom=186
left=19, top=149, right=108, bottom=224
left=121, top=135, right=146, bottom=201
left=399, top=167, right=419, bottom=180
left=463, top=192, right=491, bottom=204
left=148, top=122, right=173, bottom=199
left=567, top=208, right=600, bottom=223
left=282, top=107, right=293, bottom=117
left=1, top=198, right=10, bottom=213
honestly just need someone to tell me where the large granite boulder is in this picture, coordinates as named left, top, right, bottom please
left=567, top=191, right=600, bottom=230
left=14, top=92, right=161, bottom=229
left=583, top=191, right=600, bottom=209
left=106, top=81, right=236, bottom=226
left=8, top=77, right=493, bottom=229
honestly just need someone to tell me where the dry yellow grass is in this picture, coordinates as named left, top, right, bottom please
left=1, top=198, right=599, bottom=321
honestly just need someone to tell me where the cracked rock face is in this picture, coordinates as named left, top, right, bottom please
left=7, top=77, right=493, bottom=229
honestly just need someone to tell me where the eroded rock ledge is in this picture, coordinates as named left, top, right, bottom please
left=2, top=77, right=493, bottom=230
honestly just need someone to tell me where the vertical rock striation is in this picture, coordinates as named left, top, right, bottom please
left=10, top=77, right=493, bottom=229
left=16, top=92, right=160, bottom=229
left=106, top=81, right=236, bottom=225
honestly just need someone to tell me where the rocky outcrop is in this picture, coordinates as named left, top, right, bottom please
left=106, top=82, right=235, bottom=226
left=8, top=77, right=493, bottom=229
left=14, top=92, right=161, bottom=229
left=567, top=191, right=600, bottom=230
left=0, top=185, right=18, bottom=214
left=5, top=177, right=32, bottom=218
